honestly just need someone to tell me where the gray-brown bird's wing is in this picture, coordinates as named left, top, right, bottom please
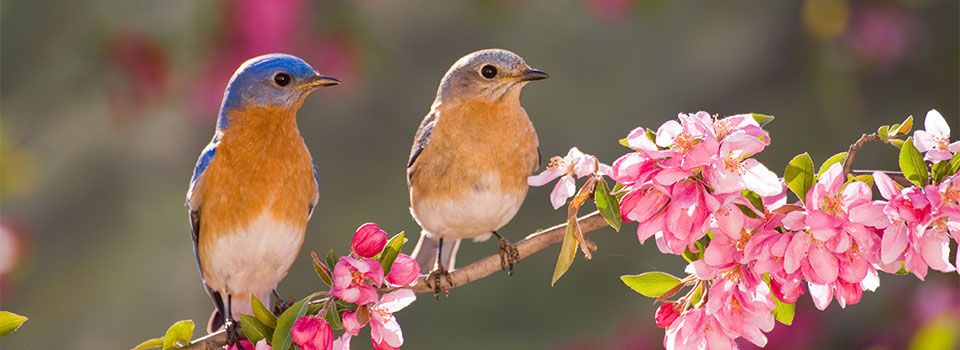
left=408, top=112, right=437, bottom=170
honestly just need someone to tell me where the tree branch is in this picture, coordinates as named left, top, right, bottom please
left=842, top=133, right=880, bottom=176
left=182, top=211, right=611, bottom=349
left=407, top=211, right=608, bottom=293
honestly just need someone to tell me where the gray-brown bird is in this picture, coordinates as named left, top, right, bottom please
left=407, top=49, right=548, bottom=294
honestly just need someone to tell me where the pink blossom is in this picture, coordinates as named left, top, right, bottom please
left=352, top=223, right=388, bottom=258
left=369, top=289, right=417, bottom=349
left=655, top=302, right=681, bottom=328
left=333, top=334, right=351, bottom=350
left=704, top=268, right=776, bottom=347
left=663, top=308, right=736, bottom=350
left=371, top=337, right=399, bottom=350
left=330, top=256, right=383, bottom=306
left=704, top=131, right=780, bottom=196
left=386, top=254, right=420, bottom=286
left=528, top=147, right=610, bottom=209
left=871, top=172, right=956, bottom=279
left=913, top=110, right=959, bottom=162
left=291, top=316, right=333, bottom=350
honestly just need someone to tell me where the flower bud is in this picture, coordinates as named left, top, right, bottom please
left=291, top=316, right=333, bottom=350
left=352, top=223, right=387, bottom=258
left=386, top=254, right=421, bottom=286
left=655, top=302, right=680, bottom=328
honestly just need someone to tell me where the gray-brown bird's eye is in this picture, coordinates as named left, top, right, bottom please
left=480, top=65, right=498, bottom=79
left=274, top=72, right=291, bottom=87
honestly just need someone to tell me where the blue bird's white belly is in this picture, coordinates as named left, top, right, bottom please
left=204, top=211, right=305, bottom=317
left=413, top=173, right=526, bottom=241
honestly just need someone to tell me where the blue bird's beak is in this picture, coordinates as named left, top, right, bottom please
left=518, top=68, right=549, bottom=82
left=305, top=75, right=341, bottom=88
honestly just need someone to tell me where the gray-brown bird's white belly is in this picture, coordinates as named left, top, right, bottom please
left=412, top=173, right=526, bottom=241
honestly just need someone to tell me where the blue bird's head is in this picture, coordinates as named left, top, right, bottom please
left=217, top=54, right=339, bottom=128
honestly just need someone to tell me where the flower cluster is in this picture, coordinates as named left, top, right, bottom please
left=292, top=223, right=420, bottom=350
left=599, top=110, right=958, bottom=349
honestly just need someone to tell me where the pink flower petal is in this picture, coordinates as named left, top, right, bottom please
left=549, top=175, right=576, bottom=209
left=527, top=168, right=562, bottom=187
left=808, top=246, right=839, bottom=284
left=881, top=224, right=908, bottom=264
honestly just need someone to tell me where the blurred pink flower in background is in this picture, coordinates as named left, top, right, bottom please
left=845, top=4, right=915, bottom=69
left=105, top=29, right=170, bottom=125
left=190, top=0, right=359, bottom=119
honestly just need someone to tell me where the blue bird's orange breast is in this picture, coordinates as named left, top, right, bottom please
left=190, top=104, right=318, bottom=298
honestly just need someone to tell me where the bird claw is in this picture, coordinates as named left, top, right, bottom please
left=496, top=235, right=520, bottom=276
left=224, top=319, right=242, bottom=347
left=424, top=266, right=453, bottom=300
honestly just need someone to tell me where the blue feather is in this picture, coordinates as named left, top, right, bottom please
left=217, top=54, right=320, bottom=130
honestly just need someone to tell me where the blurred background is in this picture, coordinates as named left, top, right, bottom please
left=1, top=0, right=958, bottom=349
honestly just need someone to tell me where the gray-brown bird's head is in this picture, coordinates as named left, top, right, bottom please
left=434, top=48, right=548, bottom=105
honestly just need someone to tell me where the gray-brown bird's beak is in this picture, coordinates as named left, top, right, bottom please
left=518, top=68, right=549, bottom=81
left=306, top=75, right=341, bottom=88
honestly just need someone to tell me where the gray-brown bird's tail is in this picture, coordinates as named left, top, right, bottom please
left=412, top=233, right=460, bottom=271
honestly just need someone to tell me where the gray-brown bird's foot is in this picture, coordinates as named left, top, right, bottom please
left=424, top=266, right=453, bottom=300
left=493, top=231, right=519, bottom=276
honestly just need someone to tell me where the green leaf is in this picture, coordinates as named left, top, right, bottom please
left=272, top=296, right=311, bottom=350
left=771, top=292, right=795, bottom=325
left=379, top=231, right=406, bottom=273
left=551, top=217, right=579, bottom=286
left=849, top=175, right=874, bottom=188
left=899, top=137, right=929, bottom=187
left=784, top=153, right=815, bottom=204
left=931, top=160, right=951, bottom=184
left=740, top=190, right=764, bottom=213
left=0, top=311, right=27, bottom=337
left=889, top=139, right=906, bottom=148
left=326, top=249, right=339, bottom=271
left=620, top=272, right=682, bottom=298
left=594, top=179, right=622, bottom=232
left=611, top=182, right=627, bottom=200
left=751, top=113, right=775, bottom=127
left=619, top=137, right=630, bottom=147
left=238, top=314, right=273, bottom=345
left=688, top=282, right=704, bottom=306
left=735, top=204, right=763, bottom=219
left=893, top=115, right=913, bottom=137
left=877, top=125, right=890, bottom=142
left=324, top=303, right=343, bottom=331
left=312, top=251, right=333, bottom=287
left=161, top=320, right=194, bottom=350
left=132, top=338, right=164, bottom=350
left=251, top=295, right=277, bottom=329
left=818, top=152, right=848, bottom=179
left=950, top=153, right=960, bottom=175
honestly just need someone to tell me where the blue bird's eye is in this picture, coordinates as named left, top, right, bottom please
left=481, top=65, right=497, bottom=79
left=274, top=72, right=291, bottom=87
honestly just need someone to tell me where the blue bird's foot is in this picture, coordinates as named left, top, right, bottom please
left=272, top=290, right=293, bottom=316
left=493, top=231, right=519, bottom=276
left=224, top=319, right=242, bottom=347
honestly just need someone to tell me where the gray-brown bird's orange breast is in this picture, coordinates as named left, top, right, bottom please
left=408, top=99, right=538, bottom=238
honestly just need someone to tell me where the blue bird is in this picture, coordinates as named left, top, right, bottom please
left=185, top=53, right=339, bottom=336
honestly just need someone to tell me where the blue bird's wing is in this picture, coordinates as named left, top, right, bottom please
left=185, top=134, right=228, bottom=331
left=408, top=112, right=437, bottom=170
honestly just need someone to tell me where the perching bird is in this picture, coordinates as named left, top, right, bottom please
left=407, top=49, right=548, bottom=295
left=186, top=54, right=338, bottom=336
